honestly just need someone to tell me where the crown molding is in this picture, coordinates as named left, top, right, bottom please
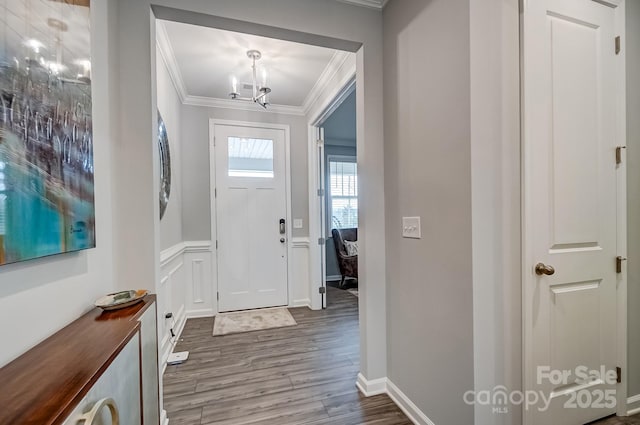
left=336, top=0, right=389, bottom=10
left=304, top=55, right=356, bottom=122
left=183, top=95, right=306, bottom=116
left=301, top=50, right=351, bottom=116
left=156, top=21, right=188, bottom=103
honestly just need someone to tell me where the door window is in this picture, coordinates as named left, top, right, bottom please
left=228, top=137, right=274, bottom=178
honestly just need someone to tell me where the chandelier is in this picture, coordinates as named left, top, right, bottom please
left=229, top=50, right=271, bottom=109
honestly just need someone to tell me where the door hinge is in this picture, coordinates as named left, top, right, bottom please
left=616, top=146, right=626, bottom=165
left=616, top=256, right=627, bottom=273
left=216, top=240, right=218, bottom=250
left=617, top=366, right=622, bottom=383
left=319, top=286, right=326, bottom=294
left=215, top=188, right=217, bottom=198
left=317, top=188, right=325, bottom=197
left=217, top=292, right=219, bottom=301
left=318, top=237, right=325, bottom=245
left=615, top=36, right=621, bottom=55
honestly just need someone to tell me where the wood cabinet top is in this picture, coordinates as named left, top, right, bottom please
left=0, top=294, right=156, bottom=425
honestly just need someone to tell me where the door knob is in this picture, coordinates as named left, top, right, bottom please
left=280, top=238, right=286, bottom=243
left=535, top=263, right=555, bottom=276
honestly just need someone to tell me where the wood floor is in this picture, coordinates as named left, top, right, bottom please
left=164, top=285, right=638, bottom=425
left=163, top=286, right=411, bottom=425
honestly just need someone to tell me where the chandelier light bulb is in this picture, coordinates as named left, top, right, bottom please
left=231, top=76, right=238, bottom=94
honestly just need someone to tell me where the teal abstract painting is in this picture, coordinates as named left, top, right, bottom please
left=0, top=0, right=94, bottom=265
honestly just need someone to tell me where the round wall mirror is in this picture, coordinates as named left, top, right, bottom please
left=158, top=111, right=171, bottom=219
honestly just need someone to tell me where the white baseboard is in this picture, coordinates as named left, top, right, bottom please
left=628, top=394, right=640, bottom=416
left=356, top=373, right=388, bottom=396
left=186, top=308, right=215, bottom=319
left=292, top=298, right=311, bottom=308
left=326, top=275, right=343, bottom=282
left=161, top=409, right=169, bottom=425
left=387, top=379, right=436, bottom=425
left=355, top=374, right=435, bottom=425
left=161, top=305, right=187, bottom=375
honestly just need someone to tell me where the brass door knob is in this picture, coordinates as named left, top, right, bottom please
left=535, top=263, right=555, bottom=276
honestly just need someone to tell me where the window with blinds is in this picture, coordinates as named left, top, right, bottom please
left=329, top=159, right=358, bottom=229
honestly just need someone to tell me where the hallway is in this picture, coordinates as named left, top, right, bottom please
left=163, top=287, right=410, bottom=424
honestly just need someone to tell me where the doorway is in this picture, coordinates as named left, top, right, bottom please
left=211, top=121, right=291, bottom=312
left=311, top=83, right=358, bottom=309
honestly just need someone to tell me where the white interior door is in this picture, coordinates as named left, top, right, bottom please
left=523, top=1, right=622, bottom=424
left=214, top=124, right=288, bottom=312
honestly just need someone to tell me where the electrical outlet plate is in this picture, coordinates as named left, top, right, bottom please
left=293, top=219, right=303, bottom=229
left=167, top=351, right=189, bottom=365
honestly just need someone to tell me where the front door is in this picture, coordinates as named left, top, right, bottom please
left=214, top=123, right=288, bottom=312
left=523, top=0, right=622, bottom=424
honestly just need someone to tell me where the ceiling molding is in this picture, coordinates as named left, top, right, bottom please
left=183, top=95, right=306, bottom=116
left=305, top=55, right=356, bottom=121
left=301, top=51, right=350, bottom=116
left=156, top=21, right=188, bottom=103
left=335, top=0, right=388, bottom=10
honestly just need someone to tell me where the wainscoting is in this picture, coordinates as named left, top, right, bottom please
left=159, top=241, right=212, bottom=369
left=159, top=238, right=312, bottom=368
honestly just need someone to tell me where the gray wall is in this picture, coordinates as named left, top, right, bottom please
left=157, top=47, right=184, bottom=250
left=0, top=1, right=118, bottom=366
left=180, top=105, right=309, bottom=240
left=383, top=1, right=474, bottom=424
left=627, top=0, right=640, bottom=399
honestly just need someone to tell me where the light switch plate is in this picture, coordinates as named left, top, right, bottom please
left=293, top=219, right=303, bottom=229
left=402, top=217, right=421, bottom=239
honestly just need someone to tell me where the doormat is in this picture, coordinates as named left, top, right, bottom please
left=213, top=307, right=297, bottom=336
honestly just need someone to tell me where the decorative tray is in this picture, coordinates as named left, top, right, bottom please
left=95, top=289, right=148, bottom=311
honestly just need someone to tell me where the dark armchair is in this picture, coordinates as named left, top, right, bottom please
left=331, top=228, right=358, bottom=287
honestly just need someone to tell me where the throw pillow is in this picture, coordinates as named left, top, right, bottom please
left=343, top=240, right=359, bottom=256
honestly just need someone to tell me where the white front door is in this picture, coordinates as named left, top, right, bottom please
left=523, top=1, right=622, bottom=424
left=214, top=124, right=288, bottom=312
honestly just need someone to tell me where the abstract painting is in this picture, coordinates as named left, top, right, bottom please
left=0, top=0, right=94, bottom=265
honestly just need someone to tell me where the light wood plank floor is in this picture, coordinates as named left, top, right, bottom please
left=163, top=286, right=411, bottom=425
left=164, top=285, right=638, bottom=425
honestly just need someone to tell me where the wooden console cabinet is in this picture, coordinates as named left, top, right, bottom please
left=0, top=295, right=159, bottom=425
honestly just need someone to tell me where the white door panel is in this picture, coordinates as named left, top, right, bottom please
left=215, top=124, right=288, bottom=312
left=523, top=0, right=621, bottom=424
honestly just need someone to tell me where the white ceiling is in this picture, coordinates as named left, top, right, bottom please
left=1, top=0, right=90, bottom=76
left=158, top=20, right=345, bottom=110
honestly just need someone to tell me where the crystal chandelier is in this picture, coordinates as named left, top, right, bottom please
left=229, top=50, right=271, bottom=109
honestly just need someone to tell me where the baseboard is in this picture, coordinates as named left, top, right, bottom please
left=386, top=379, right=436, bottom=425
left=186, top=308, right=215, bottom=319
left=292, top=298, right=311, bottom=308
left=326, top=275, right=342, bottom=282
left=161, top=409, right=169, bottom=425
left=355, top=374, right=435, bottom=425
left=356, top=373, right=387, bottom=396
left=161, top=305, right=187, bottom=375
left=628, top=394, right=640, bottom=416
